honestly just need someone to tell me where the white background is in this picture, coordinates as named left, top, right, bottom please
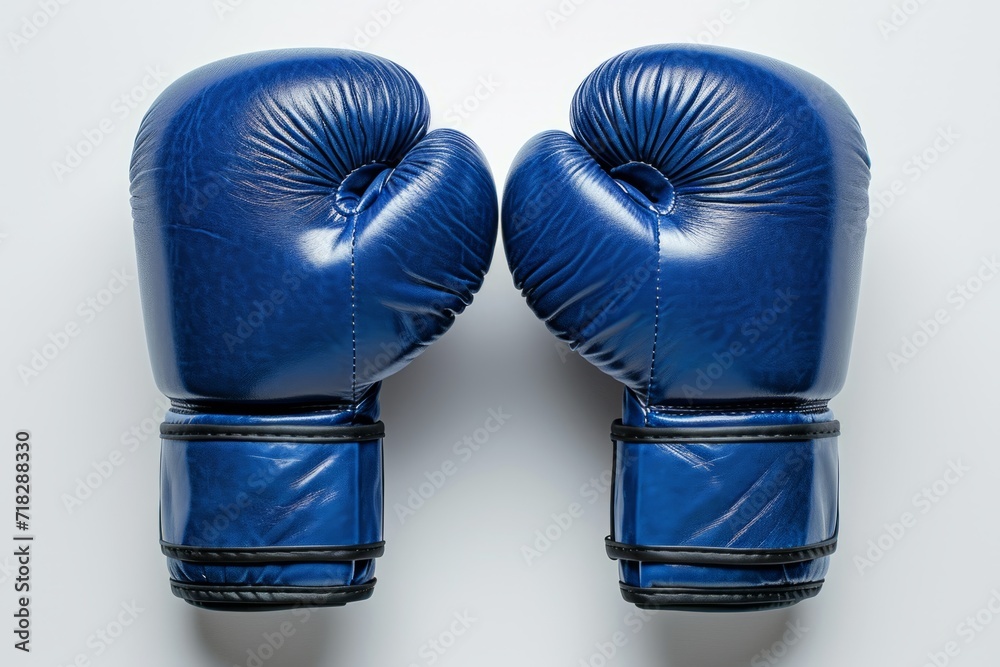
left=2, top=0, right=999, bottom=665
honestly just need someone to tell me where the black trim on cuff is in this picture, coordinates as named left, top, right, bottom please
left=161, top=541, right=385, bottom=564
left=619, top=581, right=823, bottom=612
left=170, top=579, right=376, bottom=611
left=611, top=419, right=840, bottom=443
left=160, top=421, right=385, bottom=443
left=605, top=533, right=837, bottom=565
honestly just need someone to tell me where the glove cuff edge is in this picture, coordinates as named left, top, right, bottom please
left=618, top=580, right=823, bottom=612
left=170, top=579, right=377, bottom=611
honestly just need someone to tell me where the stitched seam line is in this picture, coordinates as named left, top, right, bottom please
left=159, top=430, right=378, bottom=440
left=646, top=213, right=662, bottom=411
left=658, top=409, right=826, bottom=416
left=168, top=403, right=356, bottom=416
left=607, top=545, right=834, bottom=557
left=167, top=549, right=380, bottom=556
left=350, top=217, right=358, bottom=406
left=618, top=429, right=840, bottom=442
left=173, top=582, right=375, bottom=592
left=628, top=587, right=819, bottom=600
left=654, top=404, right=829, bottom=415
left=166, top=548, right=382, bottom=558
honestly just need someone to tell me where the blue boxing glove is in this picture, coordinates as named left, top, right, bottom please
left=502, top=45, right=868, bottom=611
left=130, top=49, right=497, bottom=610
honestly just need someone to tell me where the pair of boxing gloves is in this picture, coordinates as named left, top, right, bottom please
left=130, top=45, right=869, bottom=613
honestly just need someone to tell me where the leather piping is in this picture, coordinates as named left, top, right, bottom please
left=605, top=532, right=837, bottom=565
left=160, top=421, right=385, bottom=442
left=161, top=541, right=385, bottom=564
left=170, top=579, right=376, bottom=609
left=611, top=419, right=840, bottom=443
left=618, top=580, right=822, bottom=611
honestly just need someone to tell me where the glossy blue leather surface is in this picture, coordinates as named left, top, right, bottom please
left=131, top=49, right=497, bottom=405
left=617, top=391, right=838, bottom=589
left=161, top=405, right=382, bottom=588
left=502, top=45, right=868, bottom=607
left=617, top=394, right=839, bottom=550
left=619, top=558, right=830, bottom=590
left=130, top=50, right=498, bottom=605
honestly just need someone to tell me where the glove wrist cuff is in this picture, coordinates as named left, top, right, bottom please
left=159, top=409, right=384, bottom=610
left=609, top=411, right=840, bottom=611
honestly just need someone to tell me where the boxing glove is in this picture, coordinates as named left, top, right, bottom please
left=503, top=45, right=868, bottom=611
left=130, top=50, right=497, bottom=610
